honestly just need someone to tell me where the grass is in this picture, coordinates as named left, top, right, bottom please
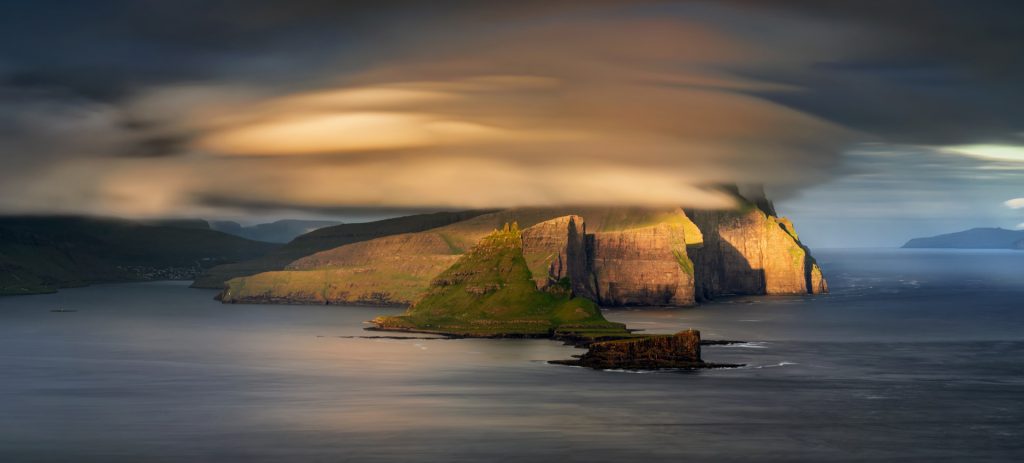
left=373, top=223, right=629, bottom=338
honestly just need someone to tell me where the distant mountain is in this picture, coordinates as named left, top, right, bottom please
left=0, top=216, right=279, bottom=296
left=902, top=228, right=1024, bottom=249
left=191, top=210, right=495, bottom=288
left=210, top=219, right=342, bottom=243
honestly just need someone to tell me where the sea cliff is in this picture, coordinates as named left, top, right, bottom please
left=220, top=201, right=827, bottom=307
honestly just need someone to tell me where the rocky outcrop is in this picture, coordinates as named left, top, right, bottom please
left=687, top=207, right=827, bottom=300
left=521, top=215, right=591, bottom=296
left=551, top=330, right=711, bottom=370
left=589, top=222, right=696, bottom=306
left=514, top=210, right=701, bottom=306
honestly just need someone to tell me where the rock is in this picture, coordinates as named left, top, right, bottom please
left=521, top=215, right=590, bottom=295
left=221, top=205, right=828, bottom=307
left=552, top=329, right=710, bottom=370
left=687, top=206, right=828, bottom=300
left=589, top=221, right=696, bottom=306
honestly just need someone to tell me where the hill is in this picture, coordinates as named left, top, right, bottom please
left=0, top=216, right=278, bottom=295
left=902, top=228, right=1024, bottom=249
left=220, top=203, right=826, bottom=307
left=369, top=223, right=629, bottom=340
left=191, top=210, right=493, bottom=288
left=210, top=219, right=342, bottom=243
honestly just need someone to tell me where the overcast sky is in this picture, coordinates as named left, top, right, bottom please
left=1, top=1, right=1022, bottom=246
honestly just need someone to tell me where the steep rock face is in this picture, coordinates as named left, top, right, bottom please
left=552, top=330, right=705, bottom=370
left=520, top=215, right=589, bottom=294
left=687, top=207, right=827, bottom=300
left=589, top=221, right=696, bottom=306
left=220, top=206, right=827, bottom=307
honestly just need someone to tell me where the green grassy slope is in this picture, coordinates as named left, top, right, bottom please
left=0, top=216, right=278, bottom=295
left=193, top=210, right=492, bottom=288
left=371, top=223, right=628, bottom=338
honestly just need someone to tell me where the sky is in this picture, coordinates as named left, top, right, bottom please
left=1, top=0, right=1023, bottom=246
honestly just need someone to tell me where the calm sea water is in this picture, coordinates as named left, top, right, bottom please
left=1, top=249, right=1022, bottom=462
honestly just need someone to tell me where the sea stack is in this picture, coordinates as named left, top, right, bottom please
left=551, top=330, right=715, bottom=370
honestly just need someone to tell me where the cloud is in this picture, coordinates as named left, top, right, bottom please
left=1, top=1, right=1024, bottom=218
left=944, top=145, right=1024, bottom=163
left=1006, top=198, right=1024, bottom=209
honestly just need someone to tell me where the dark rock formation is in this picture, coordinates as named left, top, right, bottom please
left=551, top=330, right=720, bottom=370
left=687, top=207, right=827, bottom=301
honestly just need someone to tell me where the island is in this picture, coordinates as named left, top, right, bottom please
left=217, top=188, right=826, bottom=370
left=902, top=227, right=1024, bottom=250
left=549, top=330, right=740, bottom=370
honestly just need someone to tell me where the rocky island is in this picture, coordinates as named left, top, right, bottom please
left=550, top=329, right=740, bottom=370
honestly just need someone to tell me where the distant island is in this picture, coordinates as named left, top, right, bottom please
left=902, top=228, right=1024, bottom=250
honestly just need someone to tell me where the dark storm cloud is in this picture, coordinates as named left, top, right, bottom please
left=0, top=1, right=1022, bottom=218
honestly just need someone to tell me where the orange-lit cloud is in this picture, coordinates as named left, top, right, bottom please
left=0, top=12, right=866, bottom=218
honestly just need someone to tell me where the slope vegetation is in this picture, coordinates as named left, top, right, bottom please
left=193, top=210, right=490, bottom=288
left=370, top=223, right=628, bottom=338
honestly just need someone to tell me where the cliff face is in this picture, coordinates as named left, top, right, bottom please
left=221, top=205, right=827, bottom=307
left=589, top=221, right=696, bottom=306
left=520, top=211, right=699, bottom=306
left=687, top=207, right=827, bottom=300
left=552, top=330, right=705, bottom=369
left=520, top=215, right=589, bottom=293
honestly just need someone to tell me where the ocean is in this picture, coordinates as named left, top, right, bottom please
left=1, top=249, right=1022, bottom=462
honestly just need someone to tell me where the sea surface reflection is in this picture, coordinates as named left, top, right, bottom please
left=1, top=249, right=1022, bottom=462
